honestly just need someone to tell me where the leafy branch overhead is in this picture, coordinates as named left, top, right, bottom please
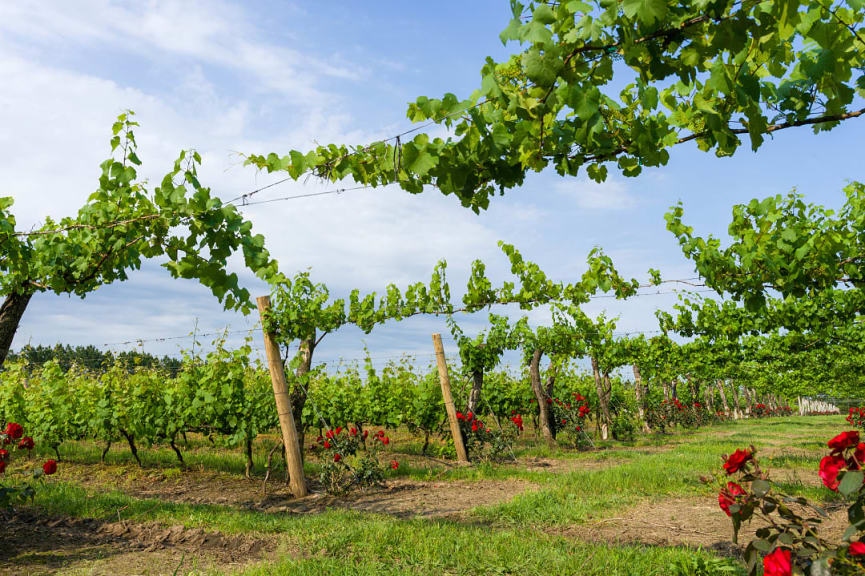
left=261, top=241, right=640, bottom=352
left=666, top=181, right=865, bottom=309
left=245, top=0, right=865, bottom=211
left=0, top=112, right=280, bottom=365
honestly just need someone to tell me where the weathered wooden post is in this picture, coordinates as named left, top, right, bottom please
left=432, top=333, right=469, bottom=464
left=257, top=295, right=308, bottom=497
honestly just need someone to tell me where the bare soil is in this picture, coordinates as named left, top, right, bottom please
left=0, top=511, right=278, bottom=576
left=280, top=478, right=538, bottom=519
left=554, top=496, right=848, bottom=556
left=58, top=462, right=537, bottom=518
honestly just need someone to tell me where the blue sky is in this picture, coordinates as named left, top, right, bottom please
left=2, top=1, right=863, bottom=371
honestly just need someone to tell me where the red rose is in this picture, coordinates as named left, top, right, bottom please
left=472, top=423, right=479, bottom=432
left=829, top=431, right=860, bottom=452
left=849, top=541, right=865, bottom=556
left=4, top=422, right=23, bottom=440
left=576, top=426, right=581, bottom=431
left=466, top=412, right=474, bottom=421
left=718, top=482, right=747, bottom=517
left=382, top=437, right=390, bottom=445
left=17, top=437, right=34, bottom=450
left=350, top=428, right=358, bottom=437
left=0, top=461, right=5, bottom=474
left=546, top=398, right=553, bottom=405
left=335, top=426, right=343, bottom=435
left=362, top=430, right=369, bottom=439
left=43, top=460, right=57, bottom=475
left=0, top=449, right=8, bottom=462
left=820, top=454, right=846, bottom=491
left=723, top=449, right=752, bottom=475
left=324, top=440, right=331, bottom=449
left=456, top=412, right=464, bottom=421
left=333, top=453, right=341, bottom=462
left=390, top=460, right=399, bottom=470
left=763, top=548, right=792, bottom=576
left=325, top=430, right=334, bottom=439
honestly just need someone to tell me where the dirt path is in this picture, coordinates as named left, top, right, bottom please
left=0, top=511, right=278, bottom=576
left=554, top=496, right=847, bottom=555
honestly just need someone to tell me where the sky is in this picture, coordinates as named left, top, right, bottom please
left=1, top=1, right=863, bottom=372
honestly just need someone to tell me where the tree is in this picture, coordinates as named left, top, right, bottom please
left=245, top=1, right=864, bottom=211
left=0, top=112, right=280, bottom=366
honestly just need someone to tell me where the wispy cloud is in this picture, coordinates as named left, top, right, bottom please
left=554, top=177, right=637, bottom=211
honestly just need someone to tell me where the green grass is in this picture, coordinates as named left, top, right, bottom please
left=33, top=482, right=742, bottom=576
left=17, top=415, right=845, bottom=575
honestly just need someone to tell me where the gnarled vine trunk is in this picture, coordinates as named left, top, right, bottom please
left=716, top=380, right=730, bottom=417
left=686, top=375, right=698, bottom=404
left=591, top=357, right=612, bottom=440
left=545, top=367, right=558, bottom=439
left=632, top=364, right=650, bottom=432
left=0, top=291, right=33, bottom=367
left=704, top=383, right=714, bottom=412
left=288, top=334, right=315, bottom=472
left=529, top=349, right=555, bottom=448
left=467, top=369, right=484, bottom=414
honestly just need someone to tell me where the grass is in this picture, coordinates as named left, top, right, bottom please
left=15, top=415, right=845, bottom=575
left=33, top=482, right=742, bottom=576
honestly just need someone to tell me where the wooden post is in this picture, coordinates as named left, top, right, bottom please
left=257, top=296, right=308, bottom=498
left=432, top=333, right=469, bottom=463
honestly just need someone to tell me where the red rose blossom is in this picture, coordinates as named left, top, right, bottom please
left=333, top=453, right=341, bottom=463
left=723, top=449, right=752, bottom=475
left=17, top=437, right=34, bottom=450
left=763, top=548, right=792, bottom=576
left=718, top=482, right=746, bottom=517
left=4, top=422, right=23, bottom=440
left=42, top=460, right=57, bottom=475
left=829, top=431, right=860, bottom=452
left=382, top=437, right=390, bottom=445
left=849, top=541, right=865, bottom=556
left=820, top=454, right=846, bottom=491
left=0, top=449, right=8, bottom=462
left=390, top=460, right=399, bottom=470
left=0, top=461, right=6, bottom=474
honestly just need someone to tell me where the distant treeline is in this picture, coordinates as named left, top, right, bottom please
left=6, top=344, right=182, bottom=375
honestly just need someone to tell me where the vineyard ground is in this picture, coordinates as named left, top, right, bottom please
left=0, top=416, right=845, bottom=575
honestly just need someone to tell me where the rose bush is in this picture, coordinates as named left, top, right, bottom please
left=312, top=426, right=396, bottom=494
left=0, top=422, right=58, bottom=509
left=456, top=411, right=514, bottom=462
left=713, top=430, right=865, bottom=575
left=847, top=408, right=865, bottom=430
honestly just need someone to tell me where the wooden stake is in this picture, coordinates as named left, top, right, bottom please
left=432, top=333, right=469, bottom=463
left=257, top=296, right=308, bottom=498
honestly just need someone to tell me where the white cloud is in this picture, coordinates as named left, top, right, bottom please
left=554, top=177, right=637, bottom=211
left=0, top=0, right=360, bottom=103
left=0, top=1, right=522, bottom=356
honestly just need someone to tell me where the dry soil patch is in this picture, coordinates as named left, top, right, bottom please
left=0, top=511, right=277, bottom=576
